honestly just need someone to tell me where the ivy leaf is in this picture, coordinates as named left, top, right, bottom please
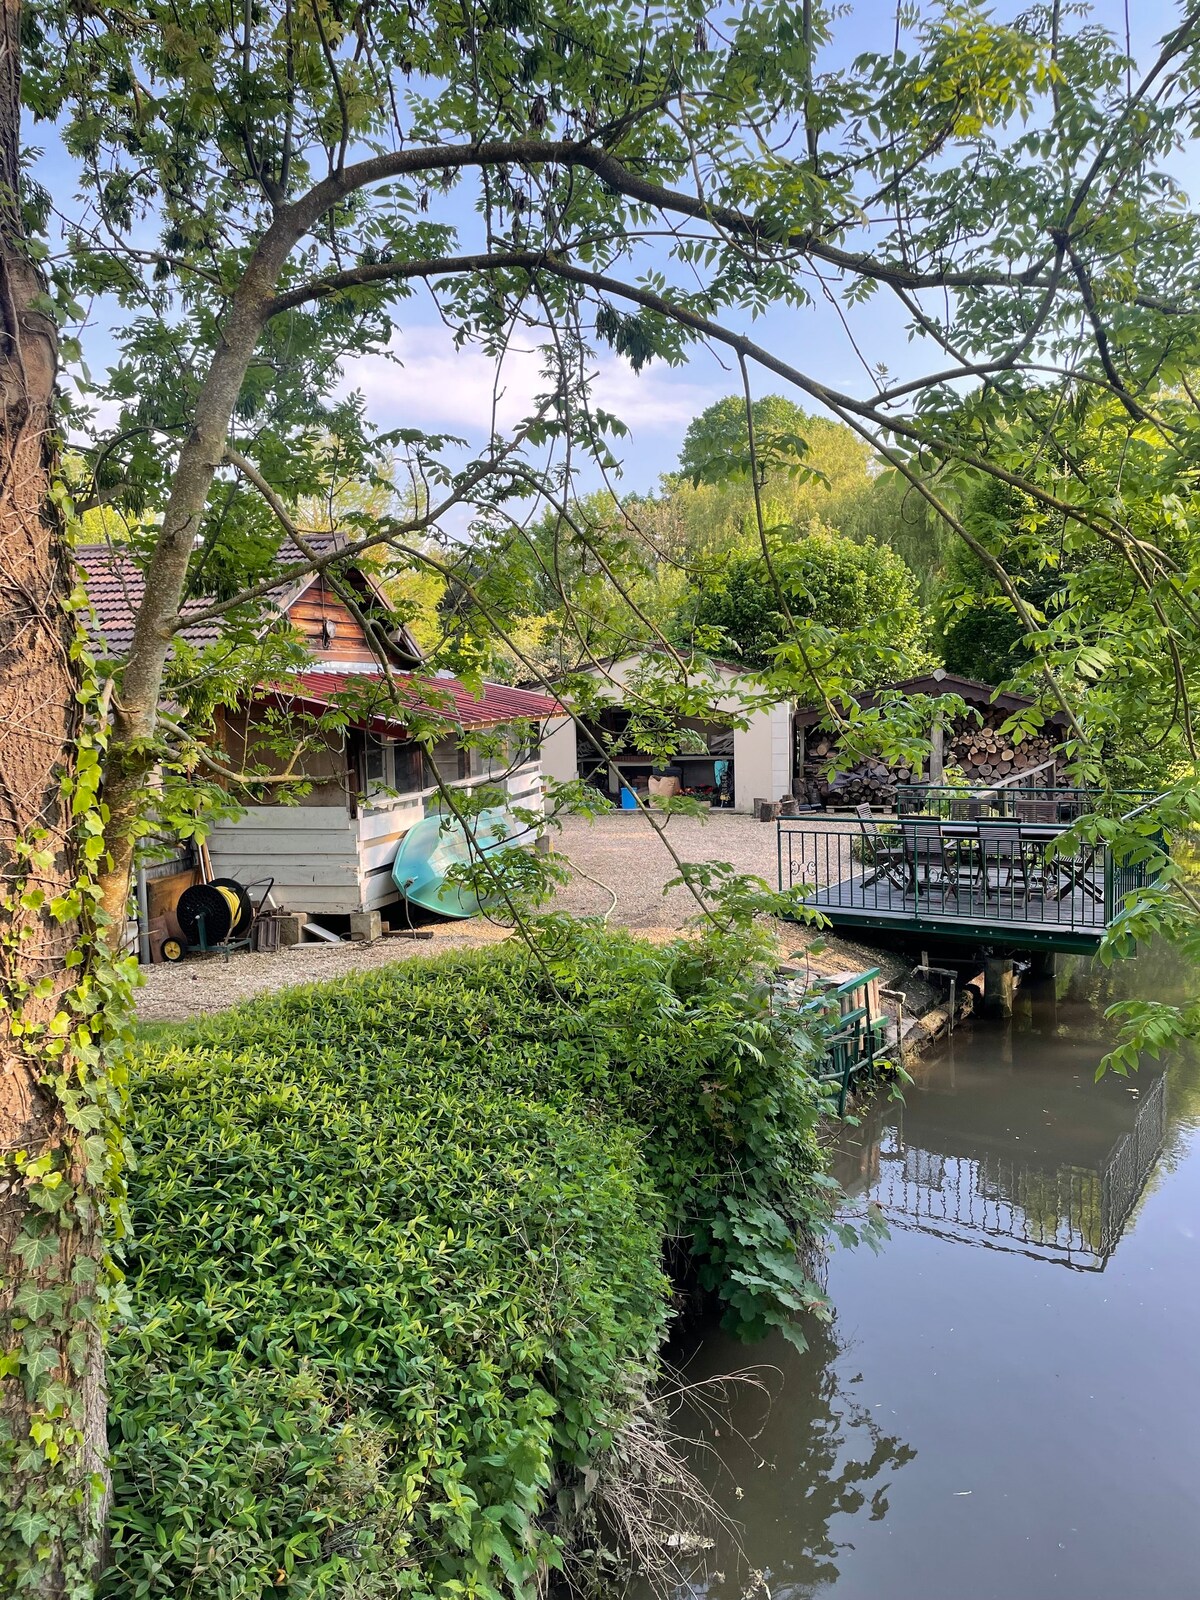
left=14, top=1284, right=66, bottom=1321
left=13, top=1230, right=60, bottom=1270
left=7, top=1505, right=52, bottom=1547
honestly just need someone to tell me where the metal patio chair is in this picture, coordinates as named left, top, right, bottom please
left=1047, top=837, right=1105, bottom=905
left=981, top=824, right=1050, bottom=903
left=855, top=804, right=908, bottom=889
left=901, top=820, right=959, bottom=901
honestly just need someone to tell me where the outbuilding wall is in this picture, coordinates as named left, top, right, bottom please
left=541, top=658, right=792, bottom=814
left=207, top=755, right=546, bottom=917
left=732, top=699, right=792, bottom=813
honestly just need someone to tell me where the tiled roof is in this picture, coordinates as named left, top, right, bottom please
left=263, top=668, right=562, bottom=732
left=76, top=544, right=227, bottom=655
left=75, top=534, right=411, bottom=659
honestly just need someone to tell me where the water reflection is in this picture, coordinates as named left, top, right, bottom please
left=667, top=1318, right=917, bottom=1599
left=661, top=950, right=1200, bottom=1600
left=837, top=977, right=1169, bottom=1272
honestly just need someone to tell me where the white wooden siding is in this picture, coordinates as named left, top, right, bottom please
left=208, top=806, right=363, bottom=915
left=505, top=760, right=544, bottom=813
left=209, top=759, right=547, bottom=918
left=356, top=798, right=421, bottom=911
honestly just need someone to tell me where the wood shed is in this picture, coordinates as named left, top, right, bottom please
left=794, top=670, right=1067, bottom=809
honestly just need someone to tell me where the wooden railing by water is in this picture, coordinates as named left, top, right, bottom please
left=782, top=967, right=888, bottom=1114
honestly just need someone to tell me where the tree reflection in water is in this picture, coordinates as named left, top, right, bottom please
left=663, top=1316, right=916, bottom=1598
left=829, top=965, right=1173, bottom=1273
left=654, top=947, right=1200, bottom=1600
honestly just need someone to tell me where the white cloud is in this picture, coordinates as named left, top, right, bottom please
left=343, top=323, right=720, bottom=444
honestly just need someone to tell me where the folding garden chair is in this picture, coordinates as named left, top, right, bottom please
left=901, top=820, right=958, bottom=901
left=855, top=803, right=908, bottom=889
left=981, top=824, right=1050, bottom=903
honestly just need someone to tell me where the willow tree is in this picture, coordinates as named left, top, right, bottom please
left=4, top=0, right=1200, bottom=1588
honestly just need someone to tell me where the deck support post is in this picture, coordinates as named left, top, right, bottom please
left=928, top=718, right=945, bottom=785
left=982, top=956, right=1015, bottom=1017
left=277, top=912, right=308, bottom=947
left=1027, top=950, right=1057, bottom=980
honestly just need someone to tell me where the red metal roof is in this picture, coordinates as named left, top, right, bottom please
left=261, top=669, right=561, bottom=732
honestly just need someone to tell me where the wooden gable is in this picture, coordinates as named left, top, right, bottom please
left=285, top=572, right=387, bottom=666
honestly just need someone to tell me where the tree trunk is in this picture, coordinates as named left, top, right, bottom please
left=0, top=0, right=109, bottom=1588
left=96, top=220, right=299, bottom=929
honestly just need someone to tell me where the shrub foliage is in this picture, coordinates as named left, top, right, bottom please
left=103, top=925, right=832, bottom=1597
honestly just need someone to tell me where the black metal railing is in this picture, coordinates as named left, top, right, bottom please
left=778, top=815, right=1159, bottom=938
left=896, top=783, right=1155, bottom=822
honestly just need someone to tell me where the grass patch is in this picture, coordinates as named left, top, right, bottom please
left=103, top=924, right=830, bottom=1598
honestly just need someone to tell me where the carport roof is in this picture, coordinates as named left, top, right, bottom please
left=792, top=671, right=1070, bottom=728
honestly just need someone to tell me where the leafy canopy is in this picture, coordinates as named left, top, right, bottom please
left=687, top=529, right=931, bottom=689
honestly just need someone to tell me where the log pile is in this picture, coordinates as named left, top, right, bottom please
left=802, top=738, right=919, bottom=808
left=947, top=721, right=1057, bottom=783
left=802, top=708, right=1060, bottom=808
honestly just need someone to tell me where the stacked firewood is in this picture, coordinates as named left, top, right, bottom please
left=802, top=711, right=1060, bottom=807
left=801, top=737, right=920, bottom=808
left=946, top=716, right=1057, bottom=783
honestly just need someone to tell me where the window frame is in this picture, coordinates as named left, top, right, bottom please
left=361, top=730, right=426, bottom=801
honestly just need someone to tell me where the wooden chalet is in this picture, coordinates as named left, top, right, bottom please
left=78, top=539, right=561, bottom=921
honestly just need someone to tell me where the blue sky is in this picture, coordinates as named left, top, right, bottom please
left=345, top=0, right=1200, bottom=496
left=30, top=0, right=1200, bottom=500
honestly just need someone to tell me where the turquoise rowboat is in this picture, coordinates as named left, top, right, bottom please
left=390, top=807, right=531, bottom=919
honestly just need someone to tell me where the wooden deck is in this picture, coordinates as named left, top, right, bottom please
left=801, top=872, right=1107, bottom=950
left=776, top=816, right=1159, bottom=954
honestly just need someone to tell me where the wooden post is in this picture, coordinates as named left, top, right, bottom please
left=982, top=956, right=1015, bottom=1016
left=928, top=716, right=945, bottom=785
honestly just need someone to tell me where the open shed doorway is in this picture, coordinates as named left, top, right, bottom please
left=578, top=706, right=736, bottom=808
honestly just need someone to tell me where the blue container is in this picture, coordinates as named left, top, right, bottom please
left=619, top=785, right=637, bottom=809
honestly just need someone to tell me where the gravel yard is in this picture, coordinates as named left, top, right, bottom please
left=134, top=919, right=510, bottom=1023
left=546, top=809, right=816, bottom=925
left=136, top=810, right=882, bottom=1023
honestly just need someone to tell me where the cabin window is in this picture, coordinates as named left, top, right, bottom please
left=362, top=732, right=425, bottom=799
left=465, top=744, right=496, bottom=780
left=450, top=729, right=517, bottom=780
left=508, top=729, right=540, bottom=768
left=362, top=732, right=387, bottom=794
left=429, top=734, right=468, bottom=784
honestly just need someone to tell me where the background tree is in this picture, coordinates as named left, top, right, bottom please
left=684, top=530, right=931, bottom=692
left=676, top=395, right=872, bottom=491
left=938, top=479, right=1063, bottom=685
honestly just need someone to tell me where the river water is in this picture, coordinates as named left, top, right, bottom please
left=664, top=953, right=1200, bottom=1600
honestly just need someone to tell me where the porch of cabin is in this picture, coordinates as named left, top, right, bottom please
left=207, top=751, right=545, bottom=918
left=209, top=689, right=550, bottom=918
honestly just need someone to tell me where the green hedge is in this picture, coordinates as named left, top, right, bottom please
left=103, top=926, right=828, bottom=1598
